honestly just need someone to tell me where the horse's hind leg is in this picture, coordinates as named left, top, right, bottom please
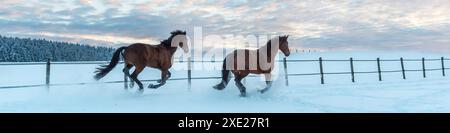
left=259, top=74, right=272, bottom=93
left=130, top=65, right=144, bottom=93
left=149, top=69, right=169, bottom=89
left=123, top=64, right=134, bottom=88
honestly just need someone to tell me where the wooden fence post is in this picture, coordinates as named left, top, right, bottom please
left=319, top=57, right=324, bottom=84
left=283, top=57, right=289, bottom=86
left=124, top=63, right=128, bottom=89
left=442, top=57, right=445, bottom=77
left=46, top=58, right=51, bottom=89
left=377, top=58, right=382, bottom=81
left=350, top=57, right=355, bottom=82
left=400, top=58, right=405, bottom=79
left=422, top=57, right=426, bottom=78
left=187, top=57, right=192, bottom=89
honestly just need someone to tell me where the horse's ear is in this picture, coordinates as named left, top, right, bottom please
left=283, top=35, right=289, bottom=41
left=280, top=35, right=288, bottom=41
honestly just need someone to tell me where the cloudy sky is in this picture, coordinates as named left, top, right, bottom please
left=0, top=0, right=449, bottom=52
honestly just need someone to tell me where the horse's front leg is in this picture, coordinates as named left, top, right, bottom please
left=259, top=74, right=272, bottom=93
left=234, top=76, right=247, bottom=97
left=157, top=71, right=171, bottom=83
left=148, top=70, right=169, bottom=89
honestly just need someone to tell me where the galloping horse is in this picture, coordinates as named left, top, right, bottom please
left=94, top=30, right=189, bottom=93
left=213, top=35, right=290, bottom=97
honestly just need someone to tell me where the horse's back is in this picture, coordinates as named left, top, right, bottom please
left=224, top=49, right=257, bottom=72
left=224, top=49, right=273, bottom=74
left=124, top=43, right=157, bottom=66
left=126, top=43, right=149, bottom=53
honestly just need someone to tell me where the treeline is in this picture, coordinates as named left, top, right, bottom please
left=0, top=35, right=115, bottom=62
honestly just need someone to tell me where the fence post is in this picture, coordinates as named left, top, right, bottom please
left=319, top=57, right=324, bottom=84
left=46, top=58, right=51, bottom=88
left=124, top=63, right=128, bottom=89
left=442, top=57, right=445, bottom=77
left=422, top=57, right=426, bottom=78
left=377, top=58, right=382, bottom=81
left=283, top=57, right=289, bottom=86
left=400, top=58, right=406, bottom=79
left=187, top=57, right=192, bottom=89
left=350, top=57, right=355, bottom=82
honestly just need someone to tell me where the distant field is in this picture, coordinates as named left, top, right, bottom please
left=1, top=51, right=450, bottom=112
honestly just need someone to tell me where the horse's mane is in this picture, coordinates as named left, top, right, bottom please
left=161, top=30, right=186, bottom=47
left=265, top=35, right=289, bottom=50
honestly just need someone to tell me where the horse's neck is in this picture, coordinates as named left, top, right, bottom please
left=161, top=39, right=178, bottom=55
left=159, top=44, right=177, bottom=56
left=258, top=42, right=278, bottom=62
left=169, top=47, right=177, bottom=55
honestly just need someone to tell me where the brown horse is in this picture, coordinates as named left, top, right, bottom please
left=94, top=30, right=189, bottom=93
left=213, top=35, right=290, bottom=97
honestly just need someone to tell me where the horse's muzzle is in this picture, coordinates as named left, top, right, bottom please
left=284, top=52, right=290, bottom=57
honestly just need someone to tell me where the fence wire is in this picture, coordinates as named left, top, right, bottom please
left=0, top=57, right=449, bottom=89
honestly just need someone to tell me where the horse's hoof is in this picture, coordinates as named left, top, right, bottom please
left=213, top=84, right=225, bottom=90
left=148, top=84, right=154, bottom=88
left=258, top=89, right=267, bottom=94
left=213, top=85, right=224, bottom=90
left=156, top=80, right=162, bottom=83
left=136, top=89, right=144, bottom=94
left=129, top=83, right=134, bottom=88
left=148, top=84, right=157, bottom=89
left=239, top=93, right=247, bottom=97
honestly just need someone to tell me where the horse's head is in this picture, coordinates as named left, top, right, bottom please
left=279, top=35, right=290, bottom=57
left=170, top=30, right=189, bottom=53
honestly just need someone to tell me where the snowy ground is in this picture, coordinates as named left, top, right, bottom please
left=1, top=50, right=450, bottom=112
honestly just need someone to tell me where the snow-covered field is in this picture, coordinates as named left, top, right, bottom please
left=1, top=51, right=450, bottom=112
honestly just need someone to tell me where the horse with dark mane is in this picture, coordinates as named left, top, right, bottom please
left=213, top=35, right=290, bottom=97
left=94, top=30, right=189, bottom=93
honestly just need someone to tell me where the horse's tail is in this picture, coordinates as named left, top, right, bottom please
left=221, top=58, right=230, bottom=83
left=94, top=46, right=127, bottom=80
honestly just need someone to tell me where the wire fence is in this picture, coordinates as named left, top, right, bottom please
left=0, top=57, right=449, bottom=89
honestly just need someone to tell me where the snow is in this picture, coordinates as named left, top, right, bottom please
left=1, top=51, right=450, bottom=112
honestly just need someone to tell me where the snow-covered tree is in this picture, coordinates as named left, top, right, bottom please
left=0, top=35, right=115, bottom=62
